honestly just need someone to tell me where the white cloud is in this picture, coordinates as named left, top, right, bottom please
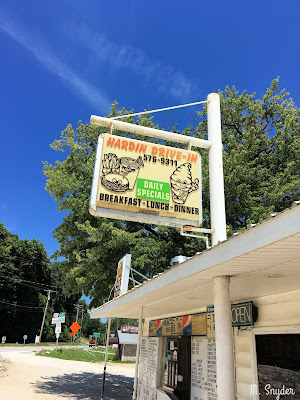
left=0, top=21, right=112, bottom=111
left=70, top=26, right=195, bottom=100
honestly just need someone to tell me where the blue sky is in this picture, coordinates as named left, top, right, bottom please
left=1, top=0, right=300, bottom=258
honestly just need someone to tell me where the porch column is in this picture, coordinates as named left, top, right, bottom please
left=133, top=307, right=143, bottom=400
left=213, top=276, right=235, bottom=400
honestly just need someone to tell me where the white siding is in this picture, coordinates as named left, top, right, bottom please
left=234, top=289, right=300, bottom=400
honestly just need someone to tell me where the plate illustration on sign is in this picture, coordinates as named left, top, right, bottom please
left=170, top=162, right=199, bottom=204
left=101, top=153, right=144, bottom=192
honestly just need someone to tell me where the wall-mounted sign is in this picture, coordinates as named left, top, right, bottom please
left=231, top=301, right=257, bottom=326
left=149, top=313, right=206, bottom=337
left=139, top=338, right=160, bottom=388
left=191, top=313, right=207, bottom=336
left=90, top=134, right=202, bottom=227
left=137, top=384, right=157, bottom=400
left=114, top=254, right=131, bottom=298
left=149, top=303, right=257, bottom=337
left=206, top=305, right=215, bottom=339
left=191, top=338, right=217, bottom=399
left=162, top=317, right=183, bottom=336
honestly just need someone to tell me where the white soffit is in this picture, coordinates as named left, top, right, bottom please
left=90, top=205, right=300, bottom=319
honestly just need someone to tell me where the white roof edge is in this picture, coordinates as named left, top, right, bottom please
left=89, top=204, right=300, bottom=319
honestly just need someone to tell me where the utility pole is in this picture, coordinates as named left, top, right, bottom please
left=74, top=303, right=84, bottom=322
left=74, top=303, right=84, bottom=343
left=38, top=290, right=52, bottom=344
left=80, top=308, right=84, bottom=334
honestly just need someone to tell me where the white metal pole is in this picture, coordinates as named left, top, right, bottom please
left=101, top=317, right=111, bottom=400
left=207, top=93, right=227, bottom=246
left=38, top=290, right=51, bottom=344
left=213, top=276, right=235, bottom=400
left=132, top=307, right=143, bottom=400
left=90, top=115, right=211, bottom=150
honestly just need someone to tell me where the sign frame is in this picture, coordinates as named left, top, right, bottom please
left=89, top=134, right=202, bottom=228
left=231, top=301, right=257, bottom=327
left=114, top=254, right=131, bottom=298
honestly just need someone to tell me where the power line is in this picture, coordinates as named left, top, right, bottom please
left=0, top=304, right=44, bottom=313
left=0, top=273, right=58, bottom=292
left=0, top=299, right=44, bottom=309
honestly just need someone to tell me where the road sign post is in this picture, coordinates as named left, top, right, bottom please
left=70, top=321, right=81, bottom=345
left=52, top=312, right=65, bottom=350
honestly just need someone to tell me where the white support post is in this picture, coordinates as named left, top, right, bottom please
left=207, top=93, right=227, bottom=246
left=213, top=276, right=235, bottom=400
left=101, top=317, right=111, bottom=400
left=133, top=307, right=143, bottom=400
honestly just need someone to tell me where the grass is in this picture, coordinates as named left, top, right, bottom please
left=37, top=348, right=111, bottom=363
left=36, top=347, right=135, bottom=364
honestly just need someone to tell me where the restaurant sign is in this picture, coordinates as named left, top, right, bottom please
left=90, top=134, right=202, bottom=227
left=114, top=254, right=131, bottom=298
left=121, top=325, right=138, bottom=334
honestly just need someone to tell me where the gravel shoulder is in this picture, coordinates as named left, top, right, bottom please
left=0, top=349, right=135, bottom=399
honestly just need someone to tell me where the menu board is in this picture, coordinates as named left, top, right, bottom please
left=192, top=313, right=207, bottom=336
left=206, top=306, right=215, bottom=339
left=149, top=314, right=206, bottom=337
left=191, top=337, right=217, bottom=400
left=149, top=320, right=157, bottom=336
left=137, top=384, right=157, bottom=400
left=139, top=338, right=160, bottom=388
left=162, top=317, right=183, bottom=336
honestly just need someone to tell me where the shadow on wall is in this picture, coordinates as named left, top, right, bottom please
left=32, top=372, right=133, bottom=400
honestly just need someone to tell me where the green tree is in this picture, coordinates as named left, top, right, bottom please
left=196, top=78, right=300, bottom=229
left=0, top=223, right=52, bottom=342
left=43, top=104, right=201, bottom=307
left=43, top=261, right=81, bottom=342
left=0, top=225, right=82, bottom=343
left=43, top=79, right=300, bottom=306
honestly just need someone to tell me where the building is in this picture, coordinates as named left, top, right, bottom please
left=90, top=203, right=300, bottom=400
left=117, top=328, right=138, bottom=361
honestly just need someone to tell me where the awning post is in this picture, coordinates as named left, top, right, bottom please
left=132, top=307, right=143, bottom=400
left=101, top=316, right=111, bottom=400
left=213, top=276, right=235, bottom=400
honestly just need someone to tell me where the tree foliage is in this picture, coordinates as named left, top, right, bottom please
left=43, top=79, right=300, bottom=306
left=43, top=104, right=202, bottom=307
left=0, top=224, right=80, bottom=342
left=196, top=78, right=300, bottom=229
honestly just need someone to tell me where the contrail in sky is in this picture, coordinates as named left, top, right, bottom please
left=0, top=21, right=112, bottom=111
left=69, top=25, right=195, bottom=100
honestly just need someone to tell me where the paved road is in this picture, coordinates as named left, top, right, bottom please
left=0, top=345, right=83, bottom=353
left=0, top=348, right=135, bottom=400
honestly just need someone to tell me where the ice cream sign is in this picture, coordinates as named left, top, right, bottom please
left=90, top=134, right=202, bottom=227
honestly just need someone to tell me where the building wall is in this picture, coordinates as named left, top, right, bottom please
left=140, top=289, right=300, bottom=400
left=235, top=289, right=300, bottom=400
left=121, top=343, right=137, bottom=361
